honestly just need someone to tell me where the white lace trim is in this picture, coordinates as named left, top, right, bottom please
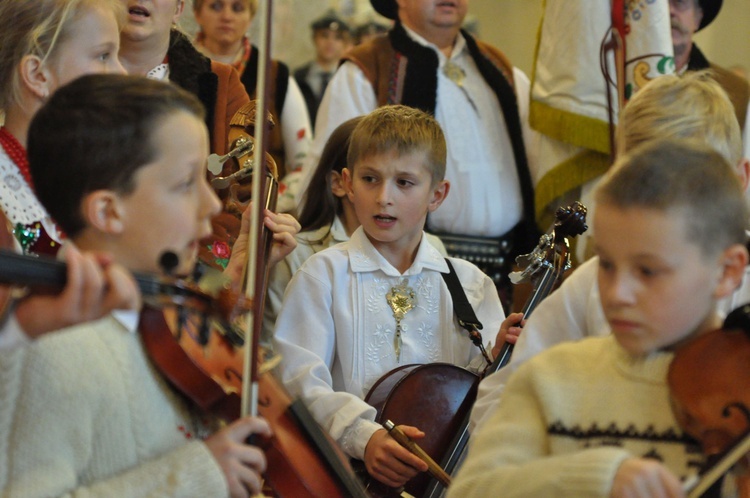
left=0, top=149, right=61, bottom=243
left=146, top=63, right=170, bottom=81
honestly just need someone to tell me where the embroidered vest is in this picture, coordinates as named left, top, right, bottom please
left=343, top=23, right=539, bottom=254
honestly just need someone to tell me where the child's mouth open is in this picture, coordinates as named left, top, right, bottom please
left=374, top=214, right=397, bottom=228
left=128, top=5, right=150, bottom=19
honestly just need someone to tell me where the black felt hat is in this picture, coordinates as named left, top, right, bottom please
left=371, top=0, right=397, bottom=20
left=697, top=0, right=722, bottom=31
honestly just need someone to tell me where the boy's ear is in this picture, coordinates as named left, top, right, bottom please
left=341, top=167, right=355, bottom=202
left=19, top=54, right=53, bottom=101
left=736, top=157, right=750, bottom=193
left=82, top=190, right=126, bottom=235
left=427, top=180, right=450, bottom=213
left=330, top=171, right=347, bottom=198
left=713, top=243, right=749, bottom=299
left=173, top=0, right=185, bottom=22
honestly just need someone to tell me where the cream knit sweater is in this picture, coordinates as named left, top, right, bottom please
left=448, top=335, right=703, bottom=498
left=0, top=314, right=228, bottom=497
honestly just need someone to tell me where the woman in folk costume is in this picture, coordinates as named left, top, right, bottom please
left=118, top=0, right=248, bottom=157
left=192, top=0, right=312, bottom=212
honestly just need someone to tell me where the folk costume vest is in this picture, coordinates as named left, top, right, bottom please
left=343, top=22, right=539, bottom=257
left=239, top=46, right=290, bottom=178
left=167, top=30, right=221, bottom=153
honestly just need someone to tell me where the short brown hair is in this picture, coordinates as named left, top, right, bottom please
left=596, top=139, right=747, bottom=257
left=347, top=105, right=446, bottom=185
left=28, top=74, right=206, bottom=237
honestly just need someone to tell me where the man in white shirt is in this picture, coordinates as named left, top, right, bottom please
left=305, top=0, right=540, bottom=307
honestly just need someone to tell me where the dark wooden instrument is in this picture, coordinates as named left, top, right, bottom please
left=668, top=303, right=750, bottom=498
left=141, top=1, right=370, bottom=494
left=361, top=202, right=587, bottom=498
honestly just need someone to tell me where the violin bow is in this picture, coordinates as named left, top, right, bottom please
left=240, top=0, right=274, bottom=419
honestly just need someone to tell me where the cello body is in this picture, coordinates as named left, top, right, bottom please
left=364, top=363, right=479, bottom=497
left=360, top=203, right=588, bottom=498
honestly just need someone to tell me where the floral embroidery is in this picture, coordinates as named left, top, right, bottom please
left=208, top=240, right=231, bottom=269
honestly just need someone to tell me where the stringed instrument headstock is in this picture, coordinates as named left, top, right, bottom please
left=510, top=201, right=588, bottom=286
left=206, top=101, right=278, bottom=216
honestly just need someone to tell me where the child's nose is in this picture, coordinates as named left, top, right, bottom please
left=112, top=57, right=127, bottom=75
left=609, top=273, right=637, bottom=305
left=201, top=178, right=222, bottom=219
left=376, top=184, right=393, bottom=205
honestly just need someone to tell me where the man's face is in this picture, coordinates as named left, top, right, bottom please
left=397, top=0, right=468, bottom=36
left=670, top=0, right=703, bottom=59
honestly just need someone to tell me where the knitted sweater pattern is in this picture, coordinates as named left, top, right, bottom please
left=0, top=315, right=227, bottom=497
left=448, top=335, right=702, bottom=497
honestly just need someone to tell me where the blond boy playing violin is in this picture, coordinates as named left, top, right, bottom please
left=0, top=74, right=299, bottom=498
left=448, top=139, right=749, bottom=498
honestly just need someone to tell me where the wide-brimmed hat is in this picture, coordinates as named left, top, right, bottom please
left=371, top=0, right=397, bottom=20
left=697, top=0, right=722, bottom=31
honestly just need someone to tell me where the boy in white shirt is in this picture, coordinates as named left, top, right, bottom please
left=273, top=105, right=512, bottom=488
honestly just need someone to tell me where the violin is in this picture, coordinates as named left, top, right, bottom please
left=141, top=1, right=370, bottom=495
left=139, top=118, right=369, bottom=498
left=0, top=244, right=240, bottom=333
left=668, top=303, right=750, bottom=497
left=362, top=202, right=588, bottom=498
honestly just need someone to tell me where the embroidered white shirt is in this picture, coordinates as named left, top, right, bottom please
left=272, top=227, right=505, bottom=459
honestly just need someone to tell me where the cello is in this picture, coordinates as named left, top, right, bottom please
left=363, top=202, right=587, bottom=498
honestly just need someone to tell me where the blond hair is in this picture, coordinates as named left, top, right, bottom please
left=617, top=71, right=743, bottom=166
left=0, top=0, right=124, bottom=111
left=347, top=105, right=447, bottom=185
left=597, top=139, right=747, bottom=257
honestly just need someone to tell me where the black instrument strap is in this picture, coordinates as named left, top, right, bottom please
left=441, top=259, right=491, bottom=364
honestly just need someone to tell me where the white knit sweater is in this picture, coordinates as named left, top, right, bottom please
left=0, top=314, right=228, bottom=497
left=448, top=335, right=703, bottom=498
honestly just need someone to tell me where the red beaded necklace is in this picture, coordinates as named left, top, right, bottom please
left=0, top=127, right=33, bottom=190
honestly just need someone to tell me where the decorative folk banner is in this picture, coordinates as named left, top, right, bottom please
left=528, top=0, right=673, bottom=260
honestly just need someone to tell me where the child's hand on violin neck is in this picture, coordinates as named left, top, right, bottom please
left=204, top=416, right=272, bottom=498
left=16, top=243, right=140, bottom=339
left=223, top=204, right=300, bottom=285
left=364, top=425, right=428, bottom=488
left=492, top=312, right=525, bottom=357
left=611, top=457, right=686, bottom=498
